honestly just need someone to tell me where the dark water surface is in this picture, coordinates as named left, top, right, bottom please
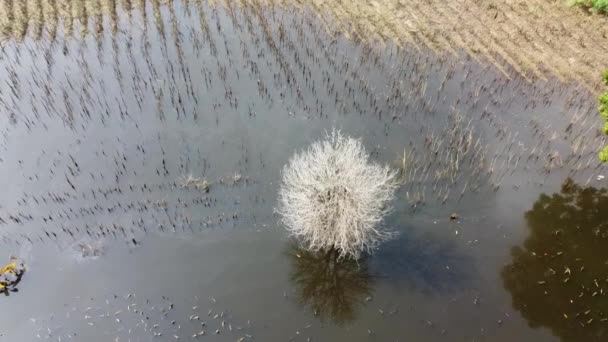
left=0, top=1, right=607, bottom=341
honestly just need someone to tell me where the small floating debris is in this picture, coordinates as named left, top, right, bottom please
left=0, top=256, right=26, bottom=294
left=77, top=241, right=105, bottom=258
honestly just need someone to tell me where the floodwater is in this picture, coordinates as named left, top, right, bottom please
left=0, top=1, right=607, bottom=341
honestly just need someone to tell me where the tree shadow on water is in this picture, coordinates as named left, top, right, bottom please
left=368, top=231, right=474, bottom=294
left=502, top=178, right=608, bottom=342
left=288, top=246, right=373, bottom=325
left=287, top=230, right=473, bottom=324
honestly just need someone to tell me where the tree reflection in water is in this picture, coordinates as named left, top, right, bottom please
left=288, top=246, right=373, bottom=324
left=502, top=178, right=608, bottom=341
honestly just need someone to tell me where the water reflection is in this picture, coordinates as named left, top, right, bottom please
left=502, top=178, right=608, bottom=342
left=288, top=246, right=373, bottom=324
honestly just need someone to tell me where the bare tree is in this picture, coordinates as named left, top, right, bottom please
left=278, top=130, right=398, bottom=259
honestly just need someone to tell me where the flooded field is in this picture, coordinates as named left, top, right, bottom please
left=0, top=0, right=607, bottom=341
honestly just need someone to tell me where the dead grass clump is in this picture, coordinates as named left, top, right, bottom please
left=178, top=174, right=210, bottom=192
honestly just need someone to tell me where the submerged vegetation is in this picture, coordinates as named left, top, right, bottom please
left=278, top=131, right=398, bottom=259
left=0, top=0, right=606, bottom=90
left=397, top=111, right=492, bottom=209
left=502, top=178, right=608, bottom=341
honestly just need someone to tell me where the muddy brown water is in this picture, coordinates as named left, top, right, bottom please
left=0, top=1, right=607, bottom=341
